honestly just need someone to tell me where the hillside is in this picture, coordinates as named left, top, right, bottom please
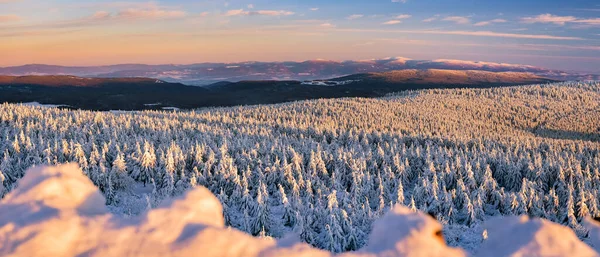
left=357, top=69, right=552, bottom=85
left=0, top=75, right=161, bottom=87
left=0, top=71, right=554, bottom=110
left=0, top=81, right=598, bottom=255
left=1, top=58, right=596, bottom=85
left=0, top=75, right=213, bottom=110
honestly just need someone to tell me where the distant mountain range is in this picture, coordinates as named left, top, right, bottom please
left=0, top=57, right=597, bottom=85
left=0, top=70, right=554, bottom=110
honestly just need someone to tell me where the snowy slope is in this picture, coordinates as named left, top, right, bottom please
left=0, top=164, right=598, bottom=257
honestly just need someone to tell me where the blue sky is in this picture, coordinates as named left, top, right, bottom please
left=0, top=0, right=599, bottom=72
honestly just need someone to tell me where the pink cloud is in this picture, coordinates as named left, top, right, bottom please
left=225, top=9, right=294, bottom=17
left=382, top=20, right=402, bottom=25
left=336, top=28, right=583, bottom=40
left=0, top=14, right=20, bottom=22
left=573, top=18, right=600, bottom=26
left=116, top=8, right=186, bottom=19
left=521, top=14, right=577, bottom=25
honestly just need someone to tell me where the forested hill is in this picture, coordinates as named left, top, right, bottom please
left=0, top=81, right=598, bottom=253
left=0, top=70, right=554, bottom=110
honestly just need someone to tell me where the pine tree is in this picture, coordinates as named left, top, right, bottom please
left=279, top=184, right=296, bottom=227
left=252, top=182, right=271, bottom=235
left=111, top=153, right=130, bottom=190
left=0, top=171, right=6, bottom=198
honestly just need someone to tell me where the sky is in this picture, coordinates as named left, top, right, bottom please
left=0, top=0, right=599, bottom=72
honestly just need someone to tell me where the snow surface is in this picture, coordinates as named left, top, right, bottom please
left=585, top=218, right=600, bottom=253
left=477, top=216, right=599, bottom=257
left=1, top=164, right=599, bottom=257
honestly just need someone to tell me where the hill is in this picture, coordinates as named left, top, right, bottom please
left=0, top=70, right=554, bottom=110
left=1, top=58, right=596, bottom=85
left=347, top=69, right=552, bottom=85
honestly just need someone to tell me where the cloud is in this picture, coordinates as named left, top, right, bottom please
left=573, top=18, right=600, bottom=26
left=347, top=14, right=364, bottom=20
left=474, top=19, right=507, bottom=26
left=521, top=13, right=600, bottom=27
left=335, top=28, right=583, bottom=40
left=0, top=4, right=188, bottom=31
left=442, top=16, right=470, bottom=24
left=382, top=20, right=402, bottom=25
left=319, top=23, right=335, bottom=28
left=225, top=9, right=294, bottom=16
left=310, top=8, right=319, bottom=11
left=521, top=14, right=577, bottom=25
left=0, top=0, right=19, bottom=3
left=382, top=14, right=411, bottom=25
left=391, top=0, right=407, bottom=3
left=426, top=30, right=581, bottom=40
left=520, top=43, right=600, bottom=51
left=117, top=8, right=186, bottom=19
left=75, top=3, right=188, bottom=21
left=423, top=16, right=438, bottom=22
left=0, top=14, right=20, bottom=22
left=247, top=4, right=254, bottom=9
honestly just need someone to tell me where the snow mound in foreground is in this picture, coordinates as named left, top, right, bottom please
left=0, top=164, right=597, bottom=257
left=478, top=216, right=598, bottom=257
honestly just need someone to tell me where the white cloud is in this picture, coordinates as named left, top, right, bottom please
left=0, top=14, right=20, bottom=22
left=395, top=14, right=412, bottom=19
left=382, top=20, right=402, bottom=25
left=474, top=18, right=507, bottom=26
left=391, top=0, right=407, bottom=3
left=347, top=14, right=364, bottom=20
left=423, top=14, right=440, bottom=22
left=319, top=23, right=335, bottom=28
left=247, top=4, right=254, bottom=9
left=225, top=9, right=294, bottom=17
left=442, top=16, right=470, bottom=24
left=310, top=7, right=319, bottom=11
left=521, top=14, right=577, bottom=25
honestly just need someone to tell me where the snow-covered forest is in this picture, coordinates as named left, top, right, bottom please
left=0, top=81, right=599, bottom=252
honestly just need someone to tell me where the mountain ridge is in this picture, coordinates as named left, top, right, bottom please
left=1, top=57, right=595, bottom=85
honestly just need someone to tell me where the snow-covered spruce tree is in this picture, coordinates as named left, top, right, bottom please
left=0, top=81, right=598, bottom=251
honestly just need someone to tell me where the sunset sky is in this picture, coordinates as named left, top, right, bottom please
left=1, top=0, right=599, bottom=71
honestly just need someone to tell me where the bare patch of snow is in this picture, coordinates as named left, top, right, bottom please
left=301, top=80, right=360, bottom=86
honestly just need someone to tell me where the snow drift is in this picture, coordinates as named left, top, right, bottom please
left=0, top=164, right=598, bottom=257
